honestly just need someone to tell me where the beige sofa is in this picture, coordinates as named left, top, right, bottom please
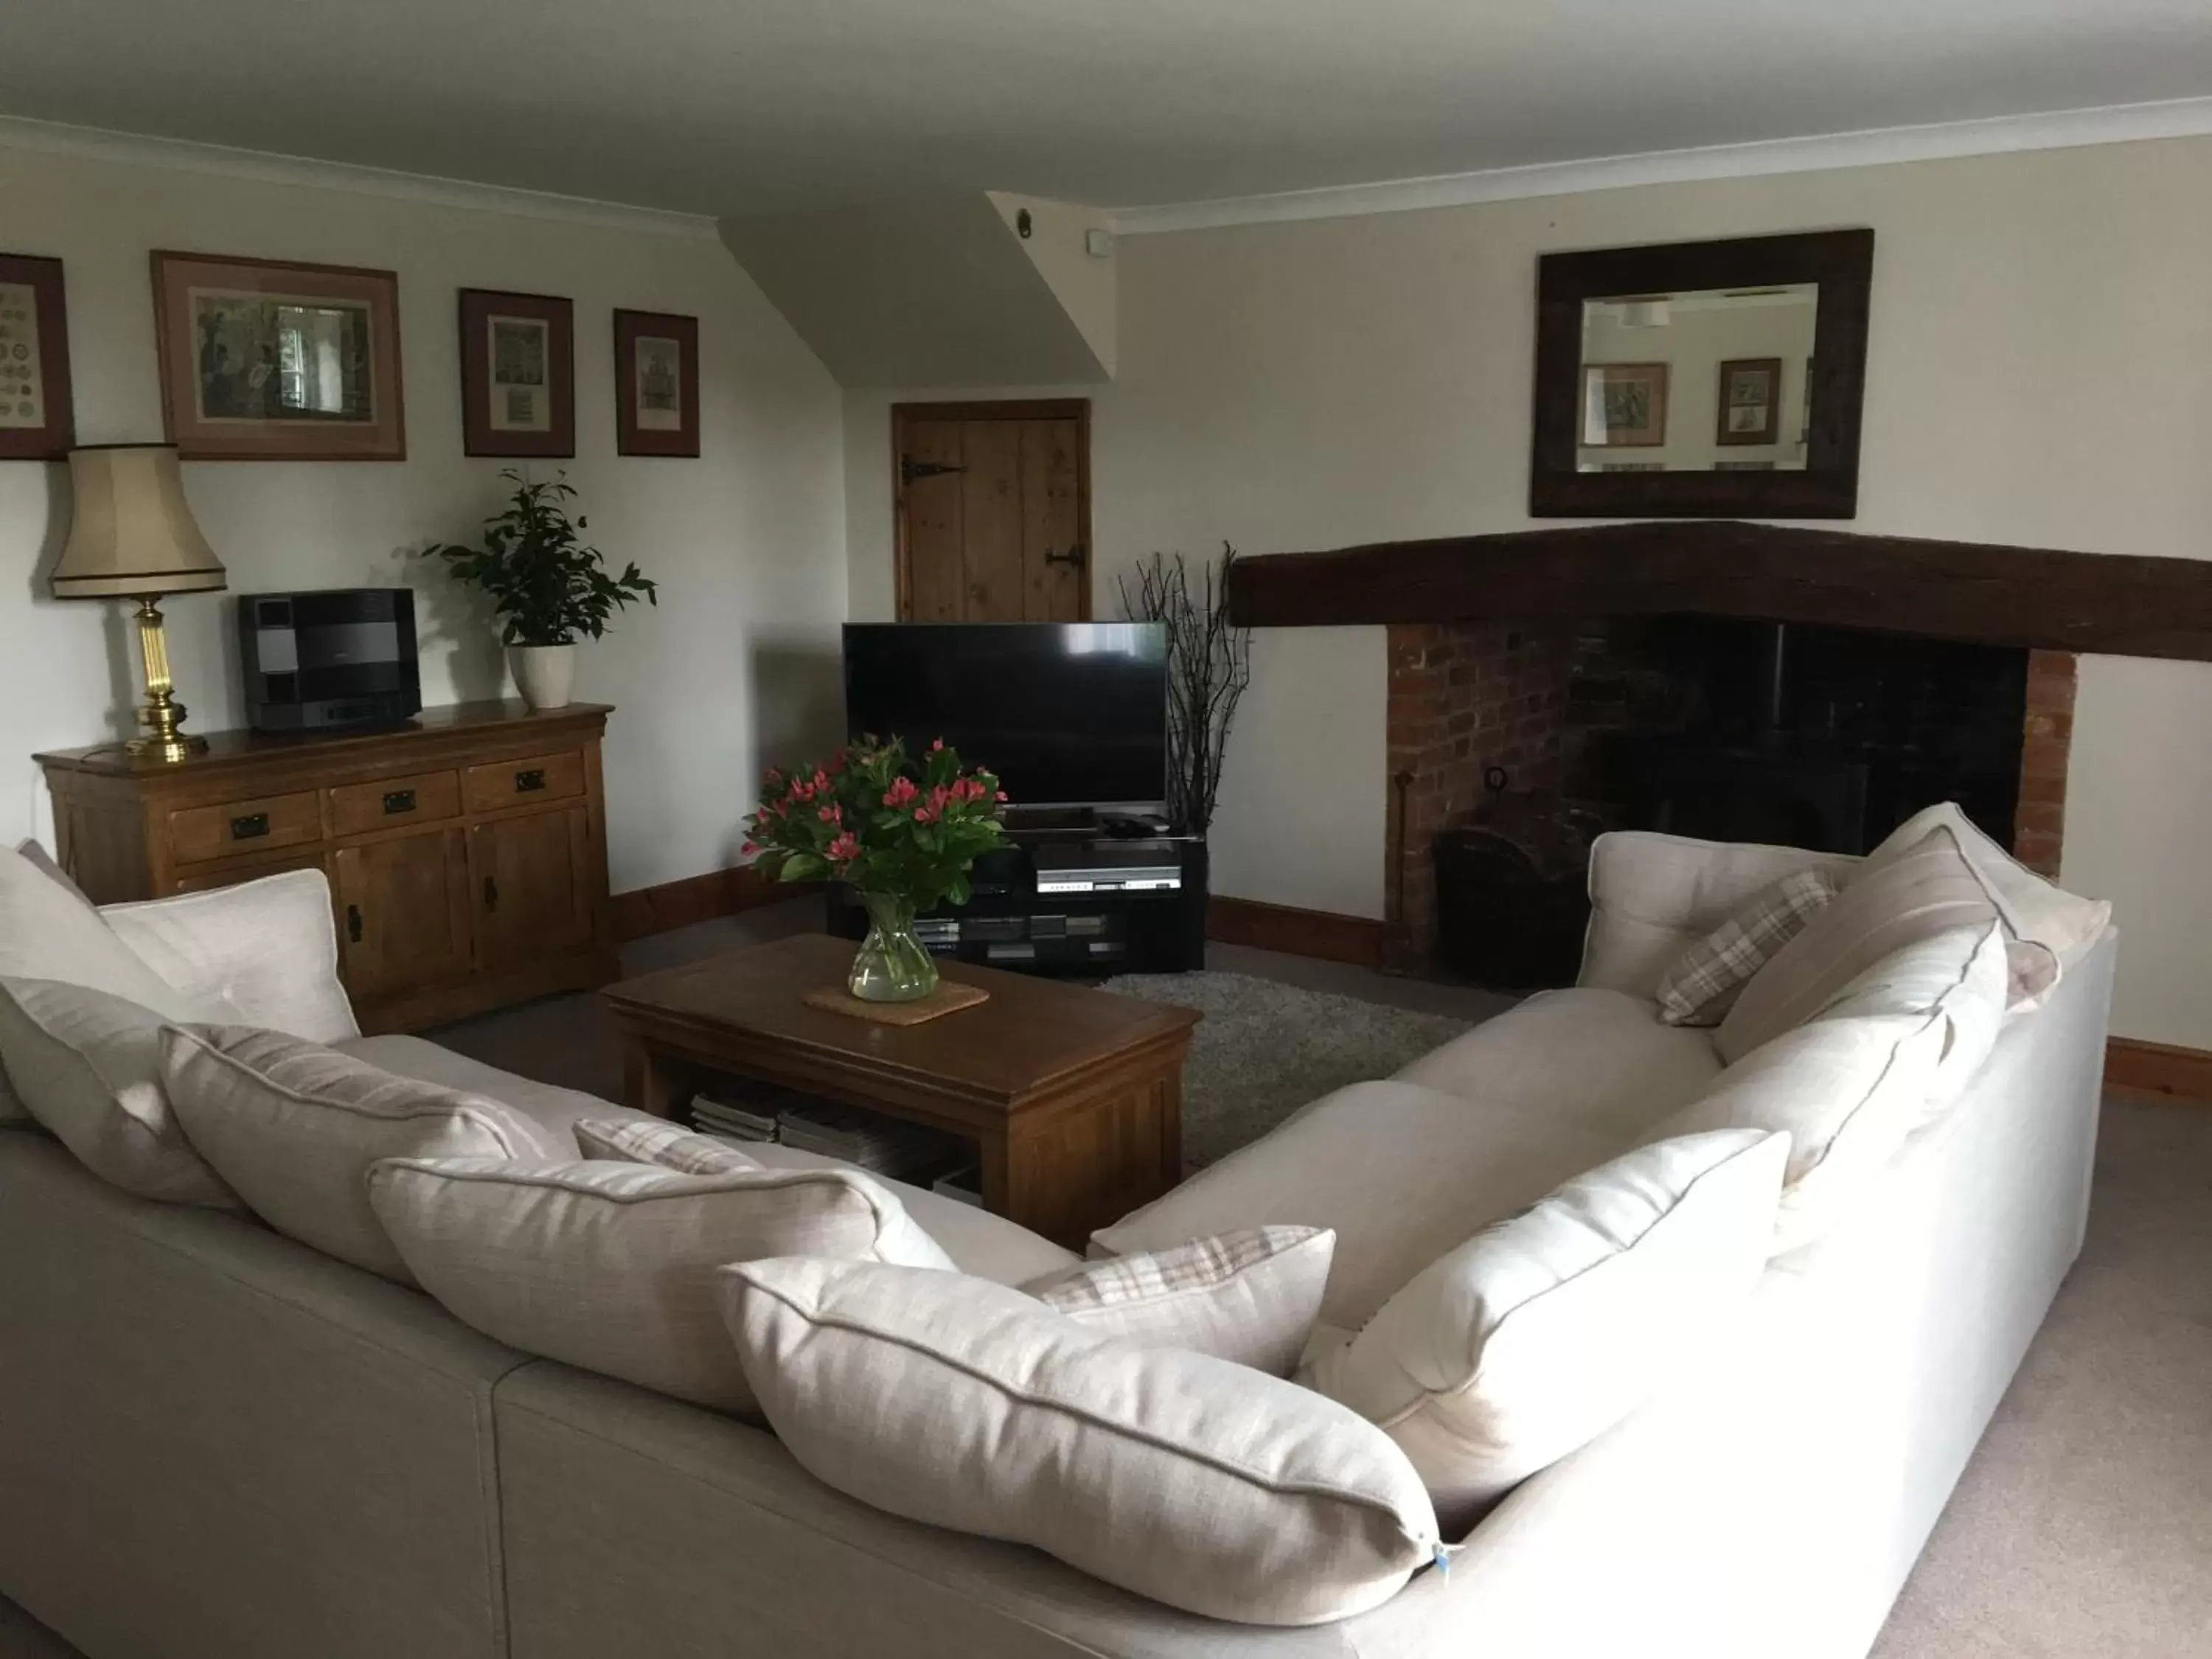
left=0, top=824, right=2114, bottom=1659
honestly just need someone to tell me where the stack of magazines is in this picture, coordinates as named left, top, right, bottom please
left=688, top=1084, right=785, bottom=1144
left=776, top=1100, right=962, bottom=1183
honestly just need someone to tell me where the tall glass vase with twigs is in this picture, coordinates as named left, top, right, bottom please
left=1119, top=543, right=1253, bottom=835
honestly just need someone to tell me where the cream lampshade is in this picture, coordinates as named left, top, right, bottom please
left=51, top=444, right=229, bottom=761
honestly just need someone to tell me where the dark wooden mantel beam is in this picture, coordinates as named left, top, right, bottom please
left=1225, top=520, right=2212, bottom=661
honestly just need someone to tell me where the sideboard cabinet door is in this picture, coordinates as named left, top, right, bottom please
left=470, top=806, right=597, bottom=974
left=334, top=828, right=476, bottom=998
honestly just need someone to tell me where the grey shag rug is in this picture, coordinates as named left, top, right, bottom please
left=1100, top=970, right=1474, bottom=1168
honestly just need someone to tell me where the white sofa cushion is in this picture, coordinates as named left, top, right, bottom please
left=1305, top=1129, right=1787, bottom=1534
left=102, top=869, right=358, bottom=1044
left=370, top=1155, right=954, bottom=1413
left=720, top=1257, right=1441, bottom=1625
left=1716, top=827, right=1995, bottom=1063
left=574, top=1116, right=760, bottom=1172
left=743, top=1138, right=1080, bottom=1287
left=1579, top=830, right=1860, bottom=999
left=1025, top=1225, right=1333, bottom=1375
left=1863, top=802, right=2110, bottom=981
left=1655, top=868, right=1839, bottom=1026
left=0, top=842, right=237, bottom=1122
left=1394, top=988, right=1723, bottom=1140
left=1648, top=924, right=2008, bottom=1253
left=0, top=979, right=239, bottom=1206
left=161, top=1026, right=560, bottom=1281
left=1093, top=1079, right=1620, bottom=1328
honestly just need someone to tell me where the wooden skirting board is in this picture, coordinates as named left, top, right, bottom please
left=611, top=865, right=820, bottom=942
left=2104, top=1037, right=2212, bottom=1106
left=1205, top=896, right=1388, bottom=968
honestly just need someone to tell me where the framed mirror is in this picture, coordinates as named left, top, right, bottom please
left=1530, top=229, right=1874, bottom=518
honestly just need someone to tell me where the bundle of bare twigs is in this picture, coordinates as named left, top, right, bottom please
left=1119, top=543, right=1253, bottom=834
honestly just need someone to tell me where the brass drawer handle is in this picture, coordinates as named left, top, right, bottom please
left=230, top=813, right=270, bottom=841
left=515, top=769, right=546, bottom=793
left=383, top=789, right=417, bottom=815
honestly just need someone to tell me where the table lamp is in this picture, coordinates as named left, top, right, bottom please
left=50, top=444, right=229, bottom=762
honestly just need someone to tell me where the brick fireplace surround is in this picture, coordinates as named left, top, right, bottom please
left=1384, top=622, right=2076, bottom=967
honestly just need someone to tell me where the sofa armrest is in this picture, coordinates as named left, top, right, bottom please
left=1579, top=830, right=1859, bottom=998
left=101, top=869, right=359, bottom=1042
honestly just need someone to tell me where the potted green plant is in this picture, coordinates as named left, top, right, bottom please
left=425, top=470, right=657, bottom=710
left=743, top=737, right=1009, bottom=1001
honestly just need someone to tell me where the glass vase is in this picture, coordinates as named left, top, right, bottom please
left=847, top=891, right=939, bottom=1003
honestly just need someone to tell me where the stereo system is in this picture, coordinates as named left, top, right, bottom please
left=830, top=834, right=1206, bottom=976
left=240, top=588, right=422, bottom=733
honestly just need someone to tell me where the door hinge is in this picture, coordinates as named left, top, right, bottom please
left=1043, top=543, right=1087, bottom=570
left=900, top=455, right=967, bottom=487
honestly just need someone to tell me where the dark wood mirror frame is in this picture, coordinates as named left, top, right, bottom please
left=1530, top=229, right=1874, bottom=520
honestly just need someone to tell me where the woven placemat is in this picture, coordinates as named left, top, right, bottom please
left=801, top=980, right=990, bottom=1026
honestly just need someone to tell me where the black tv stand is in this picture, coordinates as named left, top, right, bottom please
left=827, top=827, right=1208, bottom=978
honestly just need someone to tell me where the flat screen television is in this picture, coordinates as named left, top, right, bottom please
left=842, top=622, right=1169, bottom=813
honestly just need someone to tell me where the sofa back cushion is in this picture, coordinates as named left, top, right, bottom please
left=1650, top=923, right=2008, bottom=1253
left=0, top=841, right=235, bottom=1123
left=1304, top=1129, right=1787, bottom=1535
left=369, top=1155, right=954, bottom=1413
left=720, top=1257, right=1440, bottom=1626
left=1093, top=1079, right=1620, bottom=1329
left=1579, top=830, right=1859, bottom=1000
left=102, top=869, right=358, bottom=1045
left=1025, top=1225, right=1333, bottom=1376
left=1716, top=827, right=1994, bottom=1063
left=161, top=1026, right=556, bottom=1281
left=0, top=978, right=239, bottom=1206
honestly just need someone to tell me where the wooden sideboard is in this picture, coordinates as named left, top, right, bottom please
left=35, top=701, right=620, bottom=1033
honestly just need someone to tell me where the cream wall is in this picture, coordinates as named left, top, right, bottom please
left=0, top=142, right=847, bottom=894
left=848, top=135, right=2212, bottom=1043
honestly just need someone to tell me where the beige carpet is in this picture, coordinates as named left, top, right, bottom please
left=1870, top=1090, right=2212, bottom=1658
left=2, top=918, right=2208, bottom=1655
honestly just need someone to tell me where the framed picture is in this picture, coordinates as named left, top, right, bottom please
left=1717, top=356, right=1782, bottom=446
left=150, top=251, right=405, bottom=461
left=613, top=309, right=698, bottom=456
left=0, top=253, right=74, bottom=461
left=459, top=289, right=573, bottom=457
left=1579, top=362, right=1668, bottom=448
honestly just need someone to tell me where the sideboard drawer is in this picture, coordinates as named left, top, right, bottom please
left=328, top=768, right=462, bottom=838
left=168, top=790, right=322, bottom=866
left=465, top=750, right=585, bottom=815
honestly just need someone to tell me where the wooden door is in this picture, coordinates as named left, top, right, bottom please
left=894, top=400, right=1090, bottom=622
left=333, top=829, right=474, bottom=997
left=470, top=806, right=597, bottom=973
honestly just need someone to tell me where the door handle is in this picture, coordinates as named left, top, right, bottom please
left=346, top=904, right=363, bottom=944
left=483, top=877, right=499, bottom=913
left=1043, top=543, right=1087, bottom=569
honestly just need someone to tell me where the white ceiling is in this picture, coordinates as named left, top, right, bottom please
left=4, top=1, right=2210, bottom=215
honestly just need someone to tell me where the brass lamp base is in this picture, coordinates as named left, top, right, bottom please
left=124, top=596, right=209, bottom=763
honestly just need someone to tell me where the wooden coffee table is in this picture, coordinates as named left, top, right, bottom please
left=601, top=934, right=1201, bottom=1248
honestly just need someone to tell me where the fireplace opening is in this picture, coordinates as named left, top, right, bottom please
left=1565, top=617, right=2028, bottom=855
left=1387, top=617, right=2073, bottom=985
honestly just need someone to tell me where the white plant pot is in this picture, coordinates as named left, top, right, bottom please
left=510, top=644, right=577, bottom=711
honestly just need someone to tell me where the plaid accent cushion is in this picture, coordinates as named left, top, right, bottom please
left=1655, top=868, right=1840, bottom=1027
left=574, top=1116, right=759, bottom=1175
left=1037, top=1225, right=1317, bottom=1312
left=1026, top=1226, right=1334, bottom=1375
